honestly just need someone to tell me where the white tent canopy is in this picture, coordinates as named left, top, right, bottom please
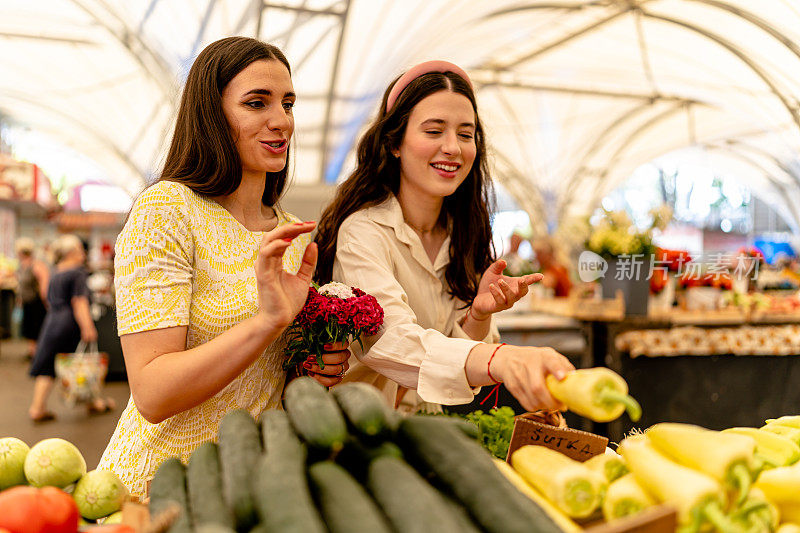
left=3, top=0, right=800, bottom=233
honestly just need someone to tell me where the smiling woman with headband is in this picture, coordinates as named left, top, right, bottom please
left=315, top=60, right=574, bottom=413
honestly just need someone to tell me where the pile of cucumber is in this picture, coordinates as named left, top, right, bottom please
left=149, top=377, right=563, bottom=533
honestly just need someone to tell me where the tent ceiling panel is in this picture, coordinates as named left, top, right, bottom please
left=3, top=0, right=800, bottom=230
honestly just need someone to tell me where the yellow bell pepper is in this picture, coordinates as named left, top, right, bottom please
left=493, top=458, right=582, bottom=533
left=765, top=416, right=800, bottom=429
left=585, top=449, right=629, bottom=483
left=617, top=435, right=734, bottom=532
left=601, top=473, right=656, bottom=521
left=646, top=423, right=756, bottom=504
left=730, top=487, right=780, bottom=533
left=755, top=466, right=800, bottom=523
left=777, top=524, right=800, bottom=533
left=545, top=368, right=641, bottom=423
left=723, top=428, right=800, bottom=468
left=511, top=445, right=606, bottom=518
left=761, top=423, right=800, bottom=446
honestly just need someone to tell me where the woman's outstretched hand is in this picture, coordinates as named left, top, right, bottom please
left=470, top=259, right=543, bottom=319
left=254, top=221, right=317, bottom=331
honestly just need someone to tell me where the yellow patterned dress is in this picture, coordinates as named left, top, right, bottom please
left=97, top=180, right=309, bottom=498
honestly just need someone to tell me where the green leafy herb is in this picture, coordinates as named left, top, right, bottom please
left=432, top=407, right=517, bottom=459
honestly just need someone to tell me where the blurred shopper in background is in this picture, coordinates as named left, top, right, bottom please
left=501, top=231, right=536, bottom=277
left=28, top=234, right=103, bottom=423
left=532, top=237, right=573, bottom=297
left=15, top=237, right=49, bottom=358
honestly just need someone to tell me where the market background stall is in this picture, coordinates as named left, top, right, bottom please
left=3, top=0, right=800, bottom=496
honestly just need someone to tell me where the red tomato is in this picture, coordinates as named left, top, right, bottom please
left=0, top=486, right=79, bottom=533
left=0, top=486, right=46, bottom=533
left=38, top=487, right=79, bottom=533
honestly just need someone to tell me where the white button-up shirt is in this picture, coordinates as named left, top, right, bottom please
left=332, top=195, right=499, bottom=408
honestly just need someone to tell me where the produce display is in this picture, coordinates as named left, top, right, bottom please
left=0, top=437, right=130, bottom=533
left=148, top=378, right=563, bottom=533
left=5, top=370, right=800, bottom=533
left=493, top=419, right=800, bottom=533
left=613, top=421, right=800, bottom=532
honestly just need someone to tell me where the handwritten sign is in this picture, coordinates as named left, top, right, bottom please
left=506, top=414, right=608, bottom=462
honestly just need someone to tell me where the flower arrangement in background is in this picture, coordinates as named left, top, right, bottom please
left=650, top=248, right=693, bottom=294
left=678, top=270, right=733, bottom=290
left=586, top=205, right=672, bottom=259
left=284, top=282, right=384, bottom=375
left=737, top=246, right=765, bottom=264
left=656, top=248, right=692, bottom=271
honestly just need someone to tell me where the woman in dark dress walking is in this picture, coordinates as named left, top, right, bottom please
left=15, top=238, right=49, bottom=358
left=28, top=234, right=108, bottom=422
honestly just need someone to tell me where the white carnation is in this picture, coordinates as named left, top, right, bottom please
left=318, top=281, right=355, bottom=299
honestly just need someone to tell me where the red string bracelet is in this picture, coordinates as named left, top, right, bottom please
left=479, top=343, right=506, bottom=409
left=467, top=306, right=490, bottom=322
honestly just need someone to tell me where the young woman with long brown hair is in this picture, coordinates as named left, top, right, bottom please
left=315, top=61, right=574, bottom=413
left=98, top=37, right=349, bottom=498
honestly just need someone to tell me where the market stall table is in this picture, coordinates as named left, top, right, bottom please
left=576, top=305, right=800, bottom=442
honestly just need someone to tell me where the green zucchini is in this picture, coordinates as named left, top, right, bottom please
left=444, top=417, right=481, bottom=440
left=218, top=409, right=261, bottom=531
left=260, top=409, right=303, bottom=462
left=331, top=383, right=393, bottom=441
left=284, top=377, right=348, bottom=454
left=441, top=493, right=483, bottom=533
left=254, top=409, right=326, bottom=533
left=149, top=457, right=192, bottom=533
left=308, top=461, right=392, bottom=533
left=367, top=456, right=463, bottom=533
left=397, top=416, right=562, bottom=533
left=187, top=442, right=234, bottom=528
left=337, top=437, right=403, bottom=480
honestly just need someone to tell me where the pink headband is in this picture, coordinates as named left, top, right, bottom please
left=385, top=60, right=473, bottom=112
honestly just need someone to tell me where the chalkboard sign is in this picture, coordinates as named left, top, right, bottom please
left=506, top=412, right=608, bottom=462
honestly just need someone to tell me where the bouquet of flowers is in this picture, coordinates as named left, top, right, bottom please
left=284, top=281, right=384, bottom=374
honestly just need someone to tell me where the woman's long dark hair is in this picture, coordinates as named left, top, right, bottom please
left=159, top=37, right=292, bottom=206
left=315, top=71, right=495, bottom=305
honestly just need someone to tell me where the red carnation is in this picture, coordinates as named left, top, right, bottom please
left=283, top=282, right=384, bottom=375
